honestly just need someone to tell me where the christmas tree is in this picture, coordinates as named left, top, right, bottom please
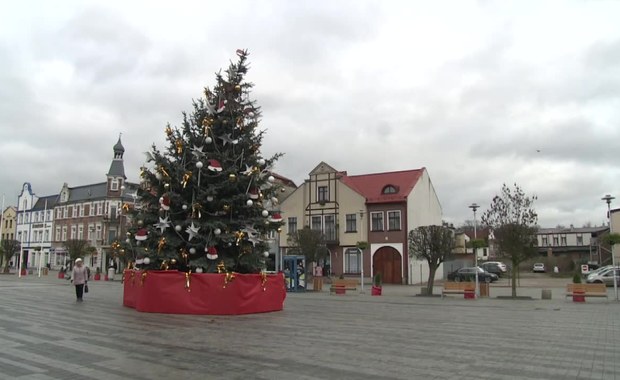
left=128, top=49, right=283, bottom=274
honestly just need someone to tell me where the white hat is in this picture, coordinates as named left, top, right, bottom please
left=75, top=258, right=83, bottom=263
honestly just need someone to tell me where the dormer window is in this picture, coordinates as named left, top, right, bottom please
left=111, top=179, right=119, bottom=191
left=382, top=185, right=398, bottom=194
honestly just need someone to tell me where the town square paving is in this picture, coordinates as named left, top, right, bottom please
left=0, top=273, right=618, bottom=379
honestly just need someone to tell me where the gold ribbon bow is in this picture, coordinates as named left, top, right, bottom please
left=157, top=237, right=166, bottom=254
left=185, top=271, right=191, bottom=292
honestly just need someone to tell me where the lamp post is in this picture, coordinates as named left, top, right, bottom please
left=359, top=210, right=365, bottom=293
left=469, top=203, right=480, bottom=298
left=602, top=194, right=618, bottom=301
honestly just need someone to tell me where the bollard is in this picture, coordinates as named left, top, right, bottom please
left=541, top=289, right=552, bottom=300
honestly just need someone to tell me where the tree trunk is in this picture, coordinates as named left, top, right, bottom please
left=511, top=262, right=518, bottom=298
left=426, top=264, right=438, bottom=295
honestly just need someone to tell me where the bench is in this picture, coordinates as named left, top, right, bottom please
left=441, top=282, right=475, bottom=299
left=565, top=283, right=608, bottom=299
left=330, top=279, right=359, bottom=294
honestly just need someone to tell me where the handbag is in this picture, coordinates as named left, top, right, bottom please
left=84, top=284, right=89, bottom=293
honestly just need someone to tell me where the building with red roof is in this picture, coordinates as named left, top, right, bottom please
left=279, top=162, right=443, bottom=285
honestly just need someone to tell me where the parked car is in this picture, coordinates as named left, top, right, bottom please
left=480, top=262, right=507, bottom=277
left=583, top=265, right=611, bottom=277
left=532, top=263, right=546, bottom=273
left=586, top=267, right=620, bottom=286
left=447, top=267, right=499, bottom=283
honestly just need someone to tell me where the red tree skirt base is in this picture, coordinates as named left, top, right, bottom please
left=123, top=270, right=286, bottom=315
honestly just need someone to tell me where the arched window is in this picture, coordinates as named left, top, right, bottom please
left=382, top=185, right=398, bottom=194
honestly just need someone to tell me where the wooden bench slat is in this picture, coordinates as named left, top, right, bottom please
left=441, top=282, right=475, bottom=298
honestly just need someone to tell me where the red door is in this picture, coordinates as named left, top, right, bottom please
left=373, top=247, right=402, bottom=284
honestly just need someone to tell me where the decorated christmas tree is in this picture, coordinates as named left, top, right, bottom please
left=127, top=50, right=283, bottom=274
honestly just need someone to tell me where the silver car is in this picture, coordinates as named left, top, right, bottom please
left=586, top=267, right=620, bottom=286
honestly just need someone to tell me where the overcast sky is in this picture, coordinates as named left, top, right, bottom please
left=1, top=0, right=619, bottom=228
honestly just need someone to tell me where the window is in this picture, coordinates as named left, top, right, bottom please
left=56, top=208, right=62, bottom=219
left=541, top=236, right=548, bottom=246
left=317, top=186, right=328, bottom=203
left=387, top=211, right=401, bottom=231
left=111, top=179, right=119, bottom=191
left=552, top=236, right=559, bottom=246
left=371, top=212, right=384, bottom=231
left=97, top=202, right=103, bottom=215
left=576, top=234, right=583, bottom=246
left=345, top=214, right=357, bottom=232
left=382, top=185, right=398, bottom=194
left=287, top=217, right=297, bottom=235
left=324, top=215, right=336, bottom=241
left=560, top=235, right=567, bottom=246
left=18, top=214, right=22, bottom=224
left=345, top=248, right=361, bottom=273
left=79, top=204, right=84, bottom=217
left=55, top=227, right=61, bottom=242
left=96, top=225, right=102, bottom=240
left=311, top=216, right=322, bottom=231
left=63, top=207, right=68, bottom=218
left=70, top=226, right=76, bottom=239
left=89, top=203, right=95, bottom=216
left=78, top=225, right=83, bottom=240
left=46, top=210, right=51, bottom=221
left=44, top=230, right=49, bottom=242
left=62, top=226, right=67, bottom=241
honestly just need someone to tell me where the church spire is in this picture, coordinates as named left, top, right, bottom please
left=107, top=134, right=126, bottom=179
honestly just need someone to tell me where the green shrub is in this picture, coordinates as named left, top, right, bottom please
left=572, top=273, right=582, bottom=283
left=373, top=273, right=382, bottom=287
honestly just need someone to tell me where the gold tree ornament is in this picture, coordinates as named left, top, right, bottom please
left=235, top=231, right=245, bottom=245
left=182, top=172, right=192, bottom=188
left=229, top=173, right=237, bottom=182
left=180, top=248, right=189, bottom=263
left=175, top=139, right=184, bottom=154
left=165, top=126, right=173, bottom=136
left=157, top=238, right=167, bottom=254
left=192, top=203, right=202, bottom=218
left=158, top=165, right=170, bottom=178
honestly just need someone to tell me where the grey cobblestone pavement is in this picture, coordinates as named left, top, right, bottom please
left=0, top=272, right=618, bottom=379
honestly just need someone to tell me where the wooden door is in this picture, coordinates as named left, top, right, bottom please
left=372, top=247, right=402, bottom=284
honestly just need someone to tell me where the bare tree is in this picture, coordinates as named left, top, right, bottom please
left=408, top=224, right=455, bottom=294
left=64, top=239, right=93, bottom=269
left=287, top=227, right=328, bottom=265
left=481, top=183, right=538, bottom=298
left=1, top=240, right=20, bottom=273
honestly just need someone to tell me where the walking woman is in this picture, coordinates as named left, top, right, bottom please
left=72, top=258, right=89, bottom=302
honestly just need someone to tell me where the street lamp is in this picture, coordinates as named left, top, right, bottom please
left=469, top=203, right=480, bottom=298
left=602, top=194, right=618, bottom=301
left=359, top=210, right=365, bottom=293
